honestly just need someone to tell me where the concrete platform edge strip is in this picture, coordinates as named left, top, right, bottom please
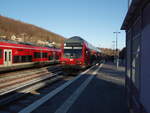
left=54, top=64, right=103, bottom=113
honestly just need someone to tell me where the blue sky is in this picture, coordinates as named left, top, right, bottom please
left=0, top=0, right=128, bottom=49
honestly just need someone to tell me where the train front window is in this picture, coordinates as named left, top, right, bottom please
left=64, top=48, right=82, bottom=58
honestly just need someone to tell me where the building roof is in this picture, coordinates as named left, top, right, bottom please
left=121, top=0, right=144, bottom=30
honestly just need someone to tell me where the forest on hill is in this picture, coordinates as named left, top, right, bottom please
left=0, top=15, right=65, bottom=47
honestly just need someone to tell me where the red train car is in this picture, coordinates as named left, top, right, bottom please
left=0, top=39, right=61, bottom=72
left=60, top=36, right=101, bottom=71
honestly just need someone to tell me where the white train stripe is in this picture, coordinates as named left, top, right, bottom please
left=0, top=45, right=54, bottom=51
left=18, top=65, right=96, bottom=113
left=54, top=64, right=103, bottom=113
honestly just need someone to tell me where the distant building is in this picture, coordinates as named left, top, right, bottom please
left=37, top=40, right=56, bottom=47
left=37, top=40, right=46, bottom=45
left=11, top=35, right=17, bottom=40
left=121, top=0, right=150, bottom=113
left=11, top=35, right=24, bottom=42
left=0, top=35, right=7, bottom=39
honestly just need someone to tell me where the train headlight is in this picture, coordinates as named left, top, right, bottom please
left=76, top=61, right=81, bottom=65
left=61, top=61, right=66, bottom=64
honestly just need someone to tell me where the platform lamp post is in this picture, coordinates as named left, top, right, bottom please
left=112, top=41, right=115, bottom=63
left=113, top=32, right=120, bottom=69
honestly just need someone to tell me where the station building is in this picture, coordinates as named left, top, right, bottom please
left=121, top=0, right=150, bottom=113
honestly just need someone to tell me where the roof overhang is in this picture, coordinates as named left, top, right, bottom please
left=121, top=0, right=142, bottom=30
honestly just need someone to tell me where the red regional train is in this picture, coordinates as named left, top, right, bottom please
left=0, top=39, right=61, bottom=72
left=60, top=36, right=101, bottom=71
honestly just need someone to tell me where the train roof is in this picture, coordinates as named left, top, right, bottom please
left=19, top=42, right=37, bottom=46
left=64, top=36, right=84, bottom=43
left=0, top=38, right=62, bottom=51
left=64, top=36, right=101, bottom=53
left=0, top=38, right=36, bottom=46
left=0, top=38, right=19, bottom=44
left=0, top=38, right=59, bottom=49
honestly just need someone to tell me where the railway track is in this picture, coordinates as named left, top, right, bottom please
left=0, top=64, right=102, bottom=113
left=0, top=64, right=61, bottom=78
left=0, top=64, right=63, bottom=105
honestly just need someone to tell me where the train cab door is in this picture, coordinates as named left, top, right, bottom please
left=85, top=50, right=90, bottom=65
left=4, top=49, right=12, bottom=66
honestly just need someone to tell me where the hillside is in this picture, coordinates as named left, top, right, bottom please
left=100, top=48, right=119, bottom=56
left=0, top=15, right=65, bottom=47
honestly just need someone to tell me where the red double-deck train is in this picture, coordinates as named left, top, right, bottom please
left=60, top=36, right=101, bottom=71
left=0, top=39, right=61, bottom=72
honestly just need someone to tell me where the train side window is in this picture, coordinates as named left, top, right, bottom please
left=5, top=52, right=7, bottom=61
left=0, top=49, right=2, bottom=58
left=42, top=53, right=48, bottom=58
left=34, top=52, right=41, bottom=58
left=13, top=56, right=20, bottom=63
left=22, top=55, right=33, bottom=62
left=34, top=52, right=37, bottom=58
left=28, top=55, right=32, bottom=62
left=34, top=52, right=39, bottom=58
left=56, top=55, right=59, bottom=60
left=49, top=55, right=53, bottom=60
left=14, top=55, right=32, bottom=63
left=22, top=56, right=26, bottom=62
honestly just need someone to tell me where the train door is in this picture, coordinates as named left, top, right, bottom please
left=85, top=50, right=90, bottom=65
left=4, top=49, right=12, bottom=66
left=53, top=51, right=56, bottom=60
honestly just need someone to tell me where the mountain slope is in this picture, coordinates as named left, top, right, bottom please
left=0, top=15, right=65, bottom=47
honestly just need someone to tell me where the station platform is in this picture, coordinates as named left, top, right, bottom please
left=19, top=62, right=128, bottom=113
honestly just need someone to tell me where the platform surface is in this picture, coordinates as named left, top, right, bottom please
left=20, top=62, right=128, bottom=113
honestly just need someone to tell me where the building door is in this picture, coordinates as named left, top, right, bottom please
left=4, top=49, right=12, bottom=66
